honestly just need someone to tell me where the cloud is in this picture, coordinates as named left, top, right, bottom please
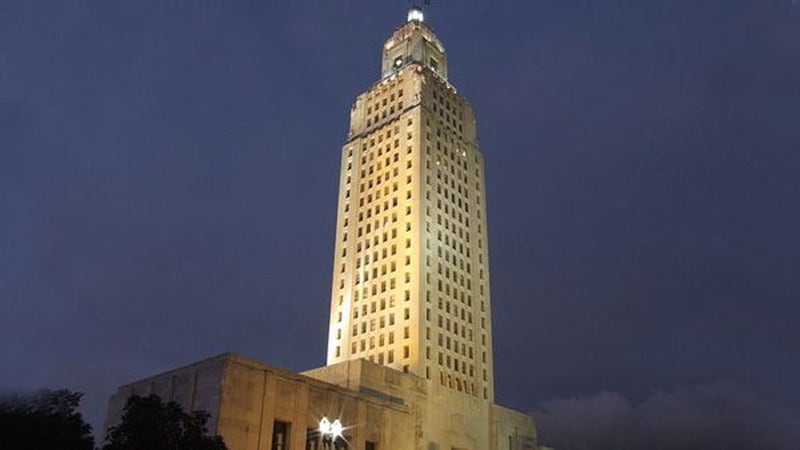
left=533, top=384, right=800, bottom=450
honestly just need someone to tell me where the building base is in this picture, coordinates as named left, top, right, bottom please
left=104, top=353, right=537, bottom=450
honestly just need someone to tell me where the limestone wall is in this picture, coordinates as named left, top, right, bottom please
left=102, top=353, right=227, bottom=443
left=307, top=358, right=535, bottom=450
left=490, top=404, right=538, bottom=450
left=105, top=354, right=415, bottom=450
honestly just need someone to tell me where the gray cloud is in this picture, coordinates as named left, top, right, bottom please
left=534, top=384, right=800, bottom=450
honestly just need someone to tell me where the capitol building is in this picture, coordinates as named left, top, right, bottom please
left=104, top=8, right=538, bottom=450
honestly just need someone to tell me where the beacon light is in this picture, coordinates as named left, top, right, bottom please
left=408, top=8, right=424, bottom=22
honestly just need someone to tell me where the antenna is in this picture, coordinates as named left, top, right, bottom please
left=410, top=1, right=431, bottom=10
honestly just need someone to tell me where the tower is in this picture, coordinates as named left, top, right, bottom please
left=326, top=6, right=495, bottom=403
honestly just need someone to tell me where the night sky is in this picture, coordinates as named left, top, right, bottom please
left=1, top=1, right=799, bottom=448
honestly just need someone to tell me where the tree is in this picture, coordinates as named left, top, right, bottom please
left=103, top=394, right=227, bottom=450
left=0, top=389, right=94, bottom=450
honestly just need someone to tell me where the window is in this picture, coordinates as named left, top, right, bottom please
left=272, top=421, right=290, bottom=450
left=306, top=429, right=319, bottom=450
left=429, top=57, right=439, bottom=72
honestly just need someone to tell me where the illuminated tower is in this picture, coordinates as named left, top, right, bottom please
left=326, top=7, right=495, bottom=402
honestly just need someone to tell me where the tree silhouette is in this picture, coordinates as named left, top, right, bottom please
left=0, top=389, right=94, bottom=450
left=103, top=394, right=226, bottom=450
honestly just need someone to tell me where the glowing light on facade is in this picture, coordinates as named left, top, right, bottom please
left=319, top=417, right=344, bottom=440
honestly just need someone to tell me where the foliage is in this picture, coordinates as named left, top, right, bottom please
left=0, top=389, right=94, bottom=450
left=103, top=394, right=226, bottom=450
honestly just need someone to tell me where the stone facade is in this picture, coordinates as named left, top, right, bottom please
left=305, top=361, right=536, bottom=450
left=104, top=353, right=535, bottom=450
left=104, top=354, right=415, bottom=450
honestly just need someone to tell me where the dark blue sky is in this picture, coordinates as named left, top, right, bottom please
left=1, top=1, right=799, bottom=446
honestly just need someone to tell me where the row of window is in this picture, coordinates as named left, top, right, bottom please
left=425, top=121, right=483, bottom=189
left=439, top=371, right=486, bottom=398
left=366, top=102, right=405, bottom=128
left=366, top=87, right=404, bottom=113
left=435, top=350, right=478, bottom=375
left=428, top=85, right=465, bottom=133
left=428, top=295, right=488, bottom=347
left=435, top=296, right=473, bottom=323
left=429, top=136, right=471, bottom=173
left=349, top=340, right=410, bottom=360
left=362, top=120, right=408, bottom=150
left=350, top=312, right=403, bottom=334
left=427, top=241, right=471, bottom=280
left=358, top=140, right=411, bottom=180
left=434, top=331, right=474, bottom=358
left=427, top=145, right=473, bottom=187
left=361, top=76, right=406, bottom=132
left=358, top=174, right=413, bottom=208
left=431, top=99, right=463, bottom=134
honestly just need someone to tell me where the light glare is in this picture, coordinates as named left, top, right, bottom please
left=319, top=417, right=344, bottom=439
left=408, top=8, right=424, bottom=22
left=319, top=417, right=330, bottom=434
left=331, top=419, right=343, bottom=438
